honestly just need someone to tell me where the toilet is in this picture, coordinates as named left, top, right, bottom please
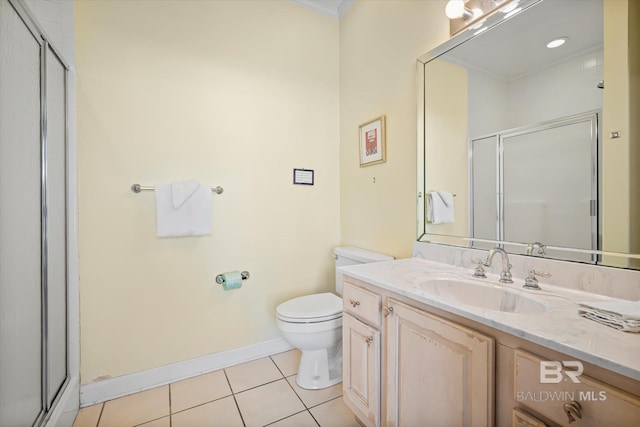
left=276, top=247, right=393, bottom=390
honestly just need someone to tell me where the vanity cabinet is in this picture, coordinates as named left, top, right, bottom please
left=342, top=279, right=495, bottom=427
left=343, top=314, right=381, bottom=427
left=384, top=299, right=494, bottom=426
left=342, top=282, right=382, bottom=427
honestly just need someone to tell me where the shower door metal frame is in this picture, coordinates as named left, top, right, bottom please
left=5, top=1, right=71, bottom=425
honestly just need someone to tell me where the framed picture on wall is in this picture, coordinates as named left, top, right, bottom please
left=359, top=115, right=386, bottom=167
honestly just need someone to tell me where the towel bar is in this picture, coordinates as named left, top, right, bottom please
left=131, top=184, right=224, bottom=194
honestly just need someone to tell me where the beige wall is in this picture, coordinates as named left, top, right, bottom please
left=339, top=0, right=449, bottom=259
left=424, top=59, right=468, bottom=237
left=602, top=0, right=630, bottom=266
left=75, top=0, right=340, bottom=383
left=629, top=0, right=640, bottom=267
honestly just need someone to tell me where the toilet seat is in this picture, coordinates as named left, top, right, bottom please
left=276, top=292, right=342, bottom=324
left=277, top=312, right=342, bottom=323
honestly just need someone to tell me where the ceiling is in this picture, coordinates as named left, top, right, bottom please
left=444, top=0, right=603, bottom=81
left=288, top=0, right=355, bottom=19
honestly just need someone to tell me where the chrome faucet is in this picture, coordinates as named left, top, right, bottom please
left=526, top=241, right=546, bottom=256
left=483, top=247, right=513, bottom=283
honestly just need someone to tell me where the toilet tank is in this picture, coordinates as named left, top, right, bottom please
left=334, top=246, right=394, bottom=295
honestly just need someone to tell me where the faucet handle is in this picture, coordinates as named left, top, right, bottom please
left=470, top=258, right=487, bottom=278
left=524, top=269, right=551, bottom=290
left=526, top=242, right=546, bottom=256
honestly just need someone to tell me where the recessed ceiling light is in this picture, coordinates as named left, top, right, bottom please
left=546, top=37, right=569, bottom=49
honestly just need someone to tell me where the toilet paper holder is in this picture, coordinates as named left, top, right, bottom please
left=216, top=271, right=250, bottom=284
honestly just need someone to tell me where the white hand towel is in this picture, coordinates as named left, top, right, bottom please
left=578, top=301, right=640, bottom=333
left=155, top=181, right=212, bottom=237
left=426, top=191, right=455, bottom=224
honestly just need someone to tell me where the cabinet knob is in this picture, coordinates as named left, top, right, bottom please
left=563, top=401, right=582, bottom=424
left=365, top=336, right=374, bottom=347
left=383, top=306, right=394, bottom=317
left=349, top=299, right=360, bottom=308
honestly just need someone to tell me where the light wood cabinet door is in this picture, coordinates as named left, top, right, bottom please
left=343, top=313, right=381, bottom=427
left=384, top=299, right=495, bottom=427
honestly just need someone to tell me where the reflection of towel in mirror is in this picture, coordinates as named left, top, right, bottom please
left=578, top=300, right=640, bottom=333
left=427, top=191, right=455, bottom=224
left=155, top=181, right=212, bottom=237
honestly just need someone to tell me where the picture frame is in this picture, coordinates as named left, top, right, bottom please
left=359, top=115, right=386, bottom=167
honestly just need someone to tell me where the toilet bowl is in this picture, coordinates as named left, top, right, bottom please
left=276, top=292, right=343, bottom=389
left=275, top=247, right=394, bottom=390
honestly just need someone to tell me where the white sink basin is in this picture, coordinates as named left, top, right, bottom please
left=414, top=276, right=548, bottom=315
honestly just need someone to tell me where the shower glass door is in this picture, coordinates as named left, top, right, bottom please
left=470, top=113, right=598, bottom=261
left=1, top=1, right=69, bottom=425
left=0, top=1, right=44, bottom=424
left=502, top=115, right=597, bottom=261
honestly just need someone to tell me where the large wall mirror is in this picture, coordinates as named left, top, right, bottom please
left=417, top=0, right=640, bottom=269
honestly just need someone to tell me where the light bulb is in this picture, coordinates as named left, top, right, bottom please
left=446, top=0, right=466, bottom=19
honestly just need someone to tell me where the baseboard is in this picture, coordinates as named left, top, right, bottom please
left=80, top=337, right=293, bottom=407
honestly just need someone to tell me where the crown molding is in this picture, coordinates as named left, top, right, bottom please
left=289, top=0, right=355, bottom=19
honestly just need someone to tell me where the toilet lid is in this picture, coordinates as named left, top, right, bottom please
left=276, top=293, right=342, bottom=321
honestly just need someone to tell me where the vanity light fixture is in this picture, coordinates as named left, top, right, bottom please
left=446, top=0, right=479, bottom=20
left=546, top=36, right=569, bottom=48
left=447, top=0, right=516, bottom=36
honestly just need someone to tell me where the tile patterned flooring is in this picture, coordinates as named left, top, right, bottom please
left=72, top=350, right=360, bottom=427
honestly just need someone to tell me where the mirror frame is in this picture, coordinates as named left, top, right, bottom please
left=416, top=0, right=640, bottom=267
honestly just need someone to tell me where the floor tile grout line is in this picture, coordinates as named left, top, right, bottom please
left=225, top=355, right=285, bottom=395
left=308, top=394, right=344, bottom=411
left=224, top=368, right=247, bottom=427
left=262, top=409, right=317, bottom=427
left=95, top=402, right=105, bottom=427
left=307, top=409, right=322, bottom=427
left=306, top=396, right=347, bottom=427
left=232, top=377, right=288, bottom=396
left=269, top=355, right=287, bottom=379
left=168, top=384, right=172, bottom=427
left=283, top=373, right=345, bottom=411
left=169, top=393, right=234, bottom=416
left=167, top=369, right=292, bottom=417
left=305, top=394, right=347, bottom=421
left=282, top=374, right=310, bottom=410
left=133, top=415, right=170, bottom=427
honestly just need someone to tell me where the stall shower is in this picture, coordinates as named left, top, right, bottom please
left=1, top=0, right=70, bottom=425
left=470, top=112, right=599, bottom=262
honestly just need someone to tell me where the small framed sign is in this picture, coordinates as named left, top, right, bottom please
left=293, top=169, right=314, bottom=185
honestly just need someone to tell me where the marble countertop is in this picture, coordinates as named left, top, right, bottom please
left=340, top=257, right=640, bottom=381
